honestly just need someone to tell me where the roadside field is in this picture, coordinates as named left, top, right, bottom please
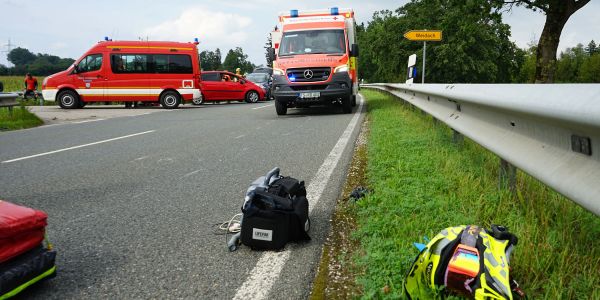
left=333, top=90, right=599, bottom=299
left=0, top=75, right=46, bottom=93
left=0, top=106, right=44, bottom=131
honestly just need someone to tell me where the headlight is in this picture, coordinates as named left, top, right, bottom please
left=273, top=68, right=285, bottom=76
left=334, top=65, right=349, bottom=73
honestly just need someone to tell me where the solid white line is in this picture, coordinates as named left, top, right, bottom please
left=234, top=134, right=246, bottom=139
left=233, top=95, right=365, bottom=300
left=2, top=130, right=156, bottom=163
left=183, top=170, right=201, bottom=177
left=72, top=118, right=106, bottom=124
left=252, top=104, right=274, bottom=110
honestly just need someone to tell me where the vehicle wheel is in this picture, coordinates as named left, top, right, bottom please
left=160, top=91, right=180, bottom=109
left=57, top=90, right=79, bottom=109
left=342, top=95, right=352, bottom=114
left=192, top=96, right=204, bottom=105
left=351, top=95, right=357, bottom=107
left=275, top=100, right=287, bottom=115
left=245, top=90, right=260, bottom=103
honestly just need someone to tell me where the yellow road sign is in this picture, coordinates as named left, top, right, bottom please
left=403, top=30, right=442, bottom=42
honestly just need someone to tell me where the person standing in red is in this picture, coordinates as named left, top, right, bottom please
left=24, top=73, right=38, bottom=100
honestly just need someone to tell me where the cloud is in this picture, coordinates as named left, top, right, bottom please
left=142, top=6, right=252, bottom=49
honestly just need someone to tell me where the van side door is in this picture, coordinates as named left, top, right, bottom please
left=106, top=53, right=151, bottom=102
left=73, top=53, right=105, bottom=102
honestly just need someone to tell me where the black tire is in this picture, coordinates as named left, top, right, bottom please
left=79, top=101, right=87, bottom=108
left=57, top=90, right=79, bottom=109
left=351, top=95, right=357, bottom=107
left=342, top=95, right=352, bottom=114
left=160, top=91, right=180, bottom=109
left=275, top=99, right=287, bottom=115
left=245, top=90, right=260, bottom=103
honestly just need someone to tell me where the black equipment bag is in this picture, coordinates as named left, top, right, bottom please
left=0, top=245, right=56, bottom=297
left=241, top=174, right=310, bottom=250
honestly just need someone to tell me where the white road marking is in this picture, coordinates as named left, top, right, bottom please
left=252, top=104, right=274, bottom=110
left=234, top=134, right=246, bottom=139
left=72, top=118, right=106, bottom=124
left=2, top=130, right=156, bottom=163
left=133, top=156, right=150, bottom=161
left=183, top=170, right=201, bottom=177
left=233, top=95, right=365, bottom=300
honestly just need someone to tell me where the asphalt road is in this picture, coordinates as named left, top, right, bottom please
left=0, top=99, right=365, bottom=299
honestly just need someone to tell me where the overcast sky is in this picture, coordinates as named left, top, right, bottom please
left=1, top=0, right=599, bottom=68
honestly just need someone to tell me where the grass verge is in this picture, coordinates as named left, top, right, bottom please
left=313, top=89, right=600, bottom=299
left=0, top=106, right=44, bottom=131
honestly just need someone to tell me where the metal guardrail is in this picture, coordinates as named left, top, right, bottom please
left=0, top=93, right=20, bottom=113
left=363, top=83, right=600, bottom=216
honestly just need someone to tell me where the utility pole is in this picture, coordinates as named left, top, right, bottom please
left=2, top=38, right=16, bottom=66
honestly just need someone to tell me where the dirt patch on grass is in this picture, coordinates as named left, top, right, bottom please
left=310, top=118, right=370, bottom=299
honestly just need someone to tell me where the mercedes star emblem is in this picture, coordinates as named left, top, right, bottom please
left=303, top=69, right=314, bottom=79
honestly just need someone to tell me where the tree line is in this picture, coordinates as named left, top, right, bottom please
left=0, top=47, right=75, bottom=76
left=355, top=0, right=595, bottom=84
left=199, top=47, right=256, bottom=74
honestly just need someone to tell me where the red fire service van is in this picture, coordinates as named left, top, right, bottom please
left=42, top=39, right=203, bottom=109
left=269, top=7, right=359, bottom=115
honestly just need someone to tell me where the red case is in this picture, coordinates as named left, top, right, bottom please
left=0, top=200, right=48, bottom=263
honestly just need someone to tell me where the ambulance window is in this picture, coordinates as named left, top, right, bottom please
left=152, top=54, right=193, bottom=74
left=78, top=54, right=103, bottom=73
left=111, top=54, right=149, bottom=73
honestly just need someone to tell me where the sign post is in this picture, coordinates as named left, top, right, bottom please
left=403, top=30, right=442, bottom=84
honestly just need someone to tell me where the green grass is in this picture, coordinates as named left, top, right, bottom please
left=0, top=106, right=44, bottom=131
left=354, top=89, right=600, bottom=299
left=0, top=75, right=45, bottom=93
left=1, top=75, right=56, bottom=106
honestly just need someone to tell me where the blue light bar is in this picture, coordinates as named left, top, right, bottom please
left=289, top=75, right=296, bottom=82
left=330, top=7, right=339, bottom=15
left=194, top=38, right=199, bottom=43
left=104, top=36, right=109, bottom=41
left=290, top=10, right=299, bottom=18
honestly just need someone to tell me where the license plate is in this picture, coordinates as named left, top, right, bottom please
left=299, top=92, right=320, bottom=99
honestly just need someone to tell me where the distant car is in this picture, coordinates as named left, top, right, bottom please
left=199, top=71, right=265, bottom=104
left=253, top=67, right=273, bottom=75
left=245, top=73, right=273, bottom=100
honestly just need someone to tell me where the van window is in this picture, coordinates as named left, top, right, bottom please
left=78, top=54, right=103, bottom=73
left=111, top=54, right=148, bottom=73
left=152, top=55, right=193, bottom=74
left=201, top=73, right=220, bottom=81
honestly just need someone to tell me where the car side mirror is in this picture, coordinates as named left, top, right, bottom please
left=71, top=64, right=79, bottom=74
left=351, top=44, right=359, bottom=57
left=268, top=48, right=276, bottom=61
left=240, top=80, right=246, bottom=84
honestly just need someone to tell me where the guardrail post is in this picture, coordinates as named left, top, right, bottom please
left=499, top=159, right=517, bottom=192
left=452, top=129, right=463, bottom=144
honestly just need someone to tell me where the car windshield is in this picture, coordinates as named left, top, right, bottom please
left=279, top=29, right=346, bottom=56
left=246, top=73, right=270, bottom=83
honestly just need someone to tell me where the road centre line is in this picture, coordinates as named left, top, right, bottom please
left=183, top=170, right=201, bottom=177
left=252, top=104, right=274, bottom=110
left=72, top=118, right=106, bottom=124
left=233, top=95, right=365, bottom=300
left=1, top=130, right=156, bottom=164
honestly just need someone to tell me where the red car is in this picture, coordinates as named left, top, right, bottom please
left=197, top=71, right=265, bottom=104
